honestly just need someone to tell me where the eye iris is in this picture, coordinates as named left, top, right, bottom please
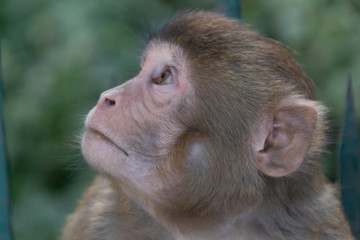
left=156, top=70, right=173, bottom=85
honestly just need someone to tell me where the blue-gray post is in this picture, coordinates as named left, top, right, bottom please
left=338, top=75, right=360, bottom=239
left=217, top=0, right=241, bottom=19
left=0, top=29, right=13, bottom=240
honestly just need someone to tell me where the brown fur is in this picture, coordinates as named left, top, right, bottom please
left=62, top=11, right=353, bottom=239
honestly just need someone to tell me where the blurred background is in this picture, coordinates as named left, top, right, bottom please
left=0, top=0, right=359, bottom=239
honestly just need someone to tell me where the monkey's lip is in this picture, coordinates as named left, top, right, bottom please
left=86, top=128, right=129, bottom=157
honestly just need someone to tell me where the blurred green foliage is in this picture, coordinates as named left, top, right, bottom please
left=0, top=0, right=359, bottom=239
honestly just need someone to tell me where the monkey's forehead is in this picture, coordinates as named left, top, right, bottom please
left=141, top=41, right=186, bottom=69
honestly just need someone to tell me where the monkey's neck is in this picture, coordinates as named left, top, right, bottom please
left=112, top=176, right=335, bottom=240
left=160, top=186, right=334, bottom=240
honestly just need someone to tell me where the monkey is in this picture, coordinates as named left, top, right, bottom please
left=62, top=11, right=354, bottom=240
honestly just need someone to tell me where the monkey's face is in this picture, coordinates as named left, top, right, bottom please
left=81, top=11, right=323, bottom=216
left=82, top=42, right=190, bottom=196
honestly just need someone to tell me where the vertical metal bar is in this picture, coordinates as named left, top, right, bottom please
left=338, top=75, right=360, bottom=238
left=217, top=0, right=242, bottom=19
left=0, top=29, right=12, bottom=240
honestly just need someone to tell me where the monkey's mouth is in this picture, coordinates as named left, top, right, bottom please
left=87, top=128, right=129, bottom=157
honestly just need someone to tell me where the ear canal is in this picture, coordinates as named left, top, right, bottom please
left=254, top=100, right=318, bottom=177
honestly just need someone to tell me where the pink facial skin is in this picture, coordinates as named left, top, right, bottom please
left=82, top=42, right=190, bottom=199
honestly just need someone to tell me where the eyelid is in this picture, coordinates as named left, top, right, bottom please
left=166, top=65, right=179, bottom=82
left=156, top=65, right=175, bottom=79
left=162, top=65, right=171, bottom=74
left=168, top=65, right=177, bottom=75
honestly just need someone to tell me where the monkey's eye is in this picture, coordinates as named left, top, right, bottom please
left=154, top=69, right=174, bottom=85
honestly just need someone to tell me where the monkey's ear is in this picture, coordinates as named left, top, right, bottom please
left=253, top=99, right=319, bottom=177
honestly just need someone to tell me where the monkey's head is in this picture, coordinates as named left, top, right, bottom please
left=82, top=11, right=326, bottom=219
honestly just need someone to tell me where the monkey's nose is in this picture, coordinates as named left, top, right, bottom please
left=97, top=95, right=116, bottom=109
left=104, top=98, right=116, bottom=106
left=97, top=86, right=124, bottom=109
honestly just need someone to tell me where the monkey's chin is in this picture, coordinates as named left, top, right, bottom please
left=81, top=130, right=129, bottom=173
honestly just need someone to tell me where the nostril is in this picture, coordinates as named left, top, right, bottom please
left=105, top=98, right=116, bottom=106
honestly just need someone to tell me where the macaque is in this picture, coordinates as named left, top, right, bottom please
left=62, top=11, right=354, bottom=240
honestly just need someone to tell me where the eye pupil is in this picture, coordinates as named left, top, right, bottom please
left=155, top=69, right=174, bottom=85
